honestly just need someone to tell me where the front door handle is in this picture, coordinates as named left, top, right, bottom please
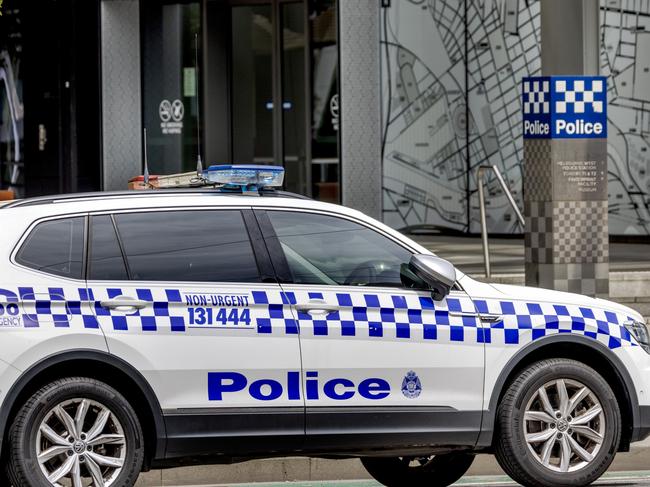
left=100, top=296, right=148, bottom=311
left=295, top=300, right=339, bottom=316
left=449, top=311, right=502, bottom=323
left=480, top=313, right=503, bottom=323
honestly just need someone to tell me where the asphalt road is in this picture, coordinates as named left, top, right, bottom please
left=168, top=471, right=650, bottom=486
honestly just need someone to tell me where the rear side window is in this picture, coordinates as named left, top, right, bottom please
left=88, top=215, right=129, bottom=281
left=114, top=210, right=260, bottom=282
left=16, top=217, right=85, bottom=279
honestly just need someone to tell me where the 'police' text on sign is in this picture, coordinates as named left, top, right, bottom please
left=522, top=76, right=607, bottom=139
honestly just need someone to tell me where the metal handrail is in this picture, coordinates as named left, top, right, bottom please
left=477, top=165, right=525, bottom=278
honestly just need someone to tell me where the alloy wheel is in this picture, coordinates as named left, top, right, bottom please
left=524, top=378, right=605, bottom=473
left=36, top=397, right=126, bottom=487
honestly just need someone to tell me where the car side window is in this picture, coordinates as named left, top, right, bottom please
left=113, top=210, right=260, bottom=282
left=267, top=211, right=413, bottom=287
left=16, top=217, right=85, bottom=279
left=88, top=215, right=129, bottom=281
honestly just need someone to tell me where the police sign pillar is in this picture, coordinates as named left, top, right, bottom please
left=523, top=76, right=609, bottom=297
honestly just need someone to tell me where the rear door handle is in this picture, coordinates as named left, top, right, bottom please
left=100, top=296, right=148, bottom=311
left=295, top=300, right=339, bottom=316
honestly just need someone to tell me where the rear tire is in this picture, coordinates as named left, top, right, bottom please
left=361, top=452, right=475, bottom=487
left=494, top=358, right=620, bottom=487
left=7, top=376, right=144, bottom=487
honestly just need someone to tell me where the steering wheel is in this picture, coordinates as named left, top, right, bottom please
left=344, top=260, right=379, bottom=286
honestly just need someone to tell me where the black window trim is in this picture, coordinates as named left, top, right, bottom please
left=86, top=214, right=132, bottom=281
left=85, top=206, right=273, bottom=284
left=11, top=213, right=89, bottom=282
left=241, top=209, right=277, bottom=283
left=254, top=210, right=293, bottom=283
left=110, top=214, right=133, bottom=279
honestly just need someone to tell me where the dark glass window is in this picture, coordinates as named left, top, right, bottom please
left=267, top=211, right=412, bottom=286
left=89, top=215, right=129, bottom=281
left=141, top=1, right=201, bottom=175
left=16, top=217, right=85, bottom=279
left=114, top=210, right=260, bottom=282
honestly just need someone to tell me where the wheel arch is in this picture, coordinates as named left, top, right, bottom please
left=0, top=350, right=166, bottom=469
left=477, top=335, right=638, bottom=452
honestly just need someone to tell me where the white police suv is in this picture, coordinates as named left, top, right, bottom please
left=0, top=166, right=648, bottom=487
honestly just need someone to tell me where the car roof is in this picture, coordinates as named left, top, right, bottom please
left=0, top=189, right=363, bottom=221
left=2, top=188, right=310, bottom=208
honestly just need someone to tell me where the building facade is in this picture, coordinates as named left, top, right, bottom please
left=0, top=0, right=648, bottom=236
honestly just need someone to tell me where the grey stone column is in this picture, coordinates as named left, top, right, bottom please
left=524, top=0, right=608, bottom=298
left=524, top=136, right=609, bottom=296
left=100, top=0, right=142, bottom=191
left=338, top=0, right=382, bottom=220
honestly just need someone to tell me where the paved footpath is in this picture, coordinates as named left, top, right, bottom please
left=169, top=470, right=650, bottom=487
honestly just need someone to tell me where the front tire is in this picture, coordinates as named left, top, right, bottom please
left=7, top=377, right=144, bottom=487
left=361, top=452, right=475, bottom=487
left=1, top=461, right=13, bottom=486
left=495, top=358, right=621, bottom=487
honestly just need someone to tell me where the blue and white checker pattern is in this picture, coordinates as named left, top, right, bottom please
left=1, top=287, right=185, bottom=331
left=554, top=78, right=604, bottom=114
left=15, top=287, right=94, bottom=329
left=473, top=298, right=635, bottom=350
left=2, top=287, right=638, bottom=351
left=272, top=290, right=488, bottom=343
left=523, top=79, right=550, bottom=115
left=91, top=288, right=186, bottom=332
left=273, top=289, right=636, bottom=350
left=250, top=290, right=299, bottom=335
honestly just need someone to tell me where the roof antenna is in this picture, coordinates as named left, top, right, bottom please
left=194, top=33, right=203, bottom=180
left=143, top=128, right=151, bottom=189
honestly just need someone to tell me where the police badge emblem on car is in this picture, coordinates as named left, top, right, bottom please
left=401, top=370, right=422, bottom=399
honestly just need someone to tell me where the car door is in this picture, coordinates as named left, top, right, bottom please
left=86, top=208, right=303, bottom=456
left=257, top=208, right=485, bottom=450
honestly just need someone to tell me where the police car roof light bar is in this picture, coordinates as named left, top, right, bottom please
left=203, top=165, right=285, bottom=193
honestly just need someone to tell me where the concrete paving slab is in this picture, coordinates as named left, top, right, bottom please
left=136, top=442, right=650, bottom=486
left=155, top=470, right=650, bottom=487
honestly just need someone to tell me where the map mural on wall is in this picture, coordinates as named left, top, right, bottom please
left=602, top=0, right=650, bottom=235
left=381, top=0, right=650, bottom=236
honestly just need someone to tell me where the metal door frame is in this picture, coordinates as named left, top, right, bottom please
left=227, top=0, right=312, bottom=196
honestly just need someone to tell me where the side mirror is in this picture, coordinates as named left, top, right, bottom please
left=409, top=254, right=456, bottom=301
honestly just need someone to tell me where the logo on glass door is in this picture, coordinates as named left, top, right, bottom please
left=159, top=99, right=184, bottom=135
left=330, top=94, right=339, bottom=132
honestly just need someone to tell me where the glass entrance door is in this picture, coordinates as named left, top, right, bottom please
left=229, top=0, right=339, bottom=199
left=231, top=4, right=274, bottom=165
left=280, top=1, right=308, bottom=195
